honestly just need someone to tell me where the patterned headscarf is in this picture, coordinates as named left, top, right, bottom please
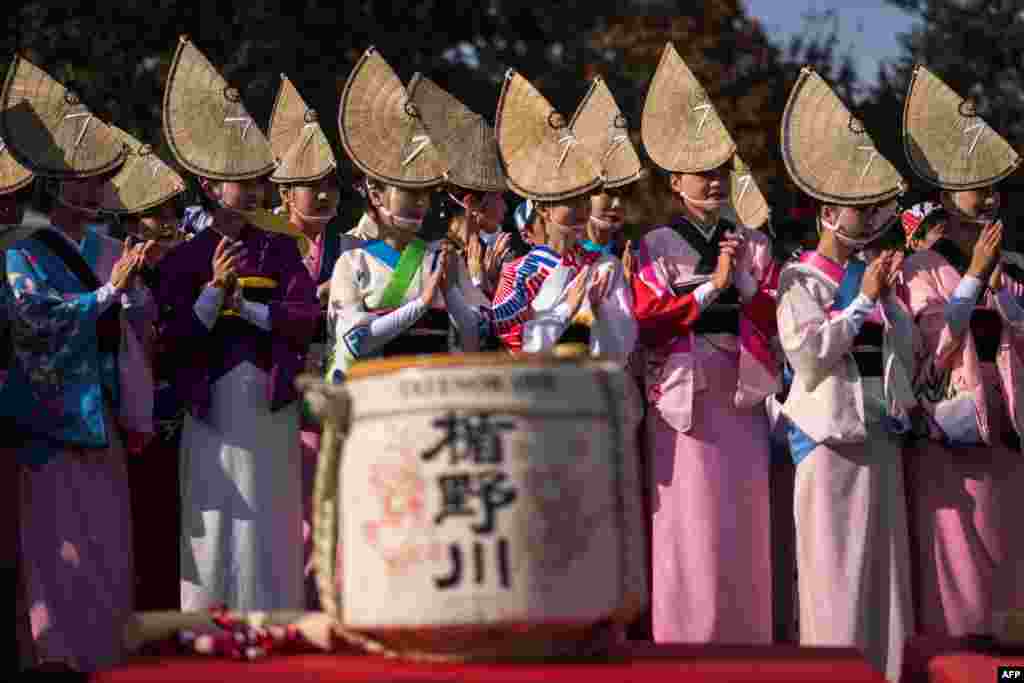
left=513, top=199, right=535, bottom=243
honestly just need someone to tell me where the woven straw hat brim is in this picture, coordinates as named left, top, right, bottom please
left=903, top=65, right=1021, bottom=191
left=406, top=74, right=506, bottom=193
left=97, top=126, right=186, bottom=215
left=268, top=75, right=336, bottom=184
left=570, top=77, right=644, bottom=189
left=163, top=36, right=276, bottom=182
left=0, top=55, right=126, bottom=179
left=781, top=67, right=905, bottom=207
left=641, top=43, right=736, bottom=174
left=730, top=155, right=770, bottom=229
left=0, top=140, right=33, bottom=195
left=338, top=48, right=444, bottom=189
left=495, top=70, right=602, bottom=202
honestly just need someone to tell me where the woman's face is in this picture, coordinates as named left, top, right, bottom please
left=129, top=201, right=182, bottom=264
left=590, top=187, right=627, bottom=231
left=285, top=175, right=340, bottom=224
left=477, top=192, right=507, bottom=233
left=538, top=194, right=591, bottom=241
left=820, top=199, right=898, bottom=244
left=669, top=165, right=729, bottom=207
left=945, top=187, right=1000, bottom=224
left=210, top=178, right=269, bottom=211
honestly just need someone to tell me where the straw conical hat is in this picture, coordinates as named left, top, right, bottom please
left=782, top=67, right=905, bottom=207
left=570, top=77, right=644, bottom=189
left=0, top=138, right=33, bottom=195
left=730, top=155, right=770, bottom=229
left=495, top=69, right=602, bottom=202
left=0, top=54, right=125, bottom=179
left=406, top=74, right=506, bottom=193
left=97, top=127, right=186, bottom=215
left=338, top=47, right=444, bottom=189
left=903, top=65, right=1021, bottom=191
left=641, top=43, right=736, bottom=174
left=163, top=35, right=276, bottom=181
left=269, top=75, right=336, bottom=184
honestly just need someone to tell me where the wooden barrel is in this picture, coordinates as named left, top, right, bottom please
left=303, top=347, right=647, bottom=660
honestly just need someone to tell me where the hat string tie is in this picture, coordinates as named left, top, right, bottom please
left=556, top=131, right=576, bottom=169
left=63, top=112, right=94, bottom=148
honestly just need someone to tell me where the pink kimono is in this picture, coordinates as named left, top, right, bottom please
left=633, top=218, right=781, bottom=644
left=898, top=245, right=1024, bottom=637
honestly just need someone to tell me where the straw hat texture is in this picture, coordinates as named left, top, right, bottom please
left=97, top=126, right=186, bottom=215
left=0, top=137, right=33, bottom=195
left=338, top=47, right=444, bottom=189
left=641, top=43, right=736, bottom=174
left=269, top=75, right=336, bottom=184
left=782, top=67, right=905, bottom=207
left=903, top=65, right=1021, bottom=191
left=729, top=155, right=770, bottom=229
left=570, top=76, right=644, bottom=189
left=495, top=69, right=601, bottom=202
left=163, top=35, right=276, bottom=181
left=406, top=73, right=506, bottom=193
left=0, top=54, right=125, bottom=179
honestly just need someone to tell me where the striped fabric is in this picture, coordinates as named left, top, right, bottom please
left=490, top=245, right=573, bottom=352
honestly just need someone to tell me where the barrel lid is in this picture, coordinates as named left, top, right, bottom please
left=345, top=346, right=592, bottom=380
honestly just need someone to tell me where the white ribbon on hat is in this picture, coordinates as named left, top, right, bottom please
left=224, top=115, right=255, bottom=140
left=63, top=112, right=94, bottom=148
left=556, top=130, right=577, bottom=170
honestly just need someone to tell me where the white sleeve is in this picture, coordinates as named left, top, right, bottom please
left=944, top=276, right=984, bottom=337
left=240, top=300, right=272, bottom=332
left=443, top=281, right=483, bottom=351
left=333, top=297, right=428, bottom=357
left=193, top=286, right=225, bottom=330
left=778, top=268, right=877, bottom=392
left=521, top=303, right=573, bottom=353
left=590, top=262, right=637, bottom=362
left=96, top=282, right=121, bottom=315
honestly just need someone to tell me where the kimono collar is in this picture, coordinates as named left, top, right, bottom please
left=675, top=214, right=720, bottom=242
left=581, top=239, right=614, bottom=256
left=798, top=249, right=846, bottom=287
left=349, top=212, right=383, bottom=242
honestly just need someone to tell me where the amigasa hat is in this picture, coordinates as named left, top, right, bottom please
left=641, top=43, right=736, bottom=174
left=570, top=76, right=644, bottom=189
left=163, top=35, right=276, bottom=181
left=730, top=154, right=770, bottom=230
left=903, top=65, right=1021, bottom=191
left=0, top=54, right=125, bottom=179
left=338, top=47, right=444, bottom=189
left=97, top=126, right=186, bottom=215
left=782, top=67, right=905, bottom=207
left=269, top=75, right=336, bottom=184
left=406, top=73, right=506, bottom=193
left=0, top=137, right=33, bottom=195
left=781, top=67, right=906, bottom=245
left=495, top=69, right=601, bottom=202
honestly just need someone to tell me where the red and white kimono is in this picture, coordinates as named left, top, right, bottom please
left=632, top=217, right=781, bottom=644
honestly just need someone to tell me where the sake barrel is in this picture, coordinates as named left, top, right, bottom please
left=303, top=348, right=647, bottom=660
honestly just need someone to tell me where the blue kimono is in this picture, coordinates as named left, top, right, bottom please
left=1, top=229, right=120, bottom=463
